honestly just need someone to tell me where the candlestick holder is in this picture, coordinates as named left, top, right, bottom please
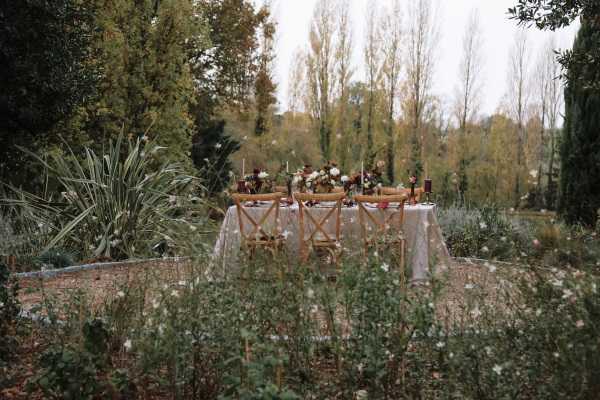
left=423, top=178, right=433, bottom=205
left=424, top=191, right=434, bottom=205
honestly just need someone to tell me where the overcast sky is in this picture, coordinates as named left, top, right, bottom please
left=264, top=0, right=579, bottom=118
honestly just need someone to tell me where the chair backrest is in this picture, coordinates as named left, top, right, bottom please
left=231, top=192, right=286, bottom=242
left=354, top=194, right=407, bottom=243
left=294, top=192, right=345, bottom=245
left=381, top=187, right=423, bottom=200
left=332, top=187, right=345, bottom=193
left=273, top=185, right=288, bottom=194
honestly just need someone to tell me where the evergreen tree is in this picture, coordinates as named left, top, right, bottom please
left=254, top=8, right=277, bottom=137
left=0, top=0, right=96, bottom=187
left=558, top=19, right=600, bottom=226
left=85, top=0, right=201, bottom=169
left=191, top=119, right=240, bottom=195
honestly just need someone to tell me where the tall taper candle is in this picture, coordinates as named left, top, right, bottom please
left=361, top=162, right=364, bottom=191
left=286, top=161, right=289, bottom=173
left=242, top=158, right=245, bottom=177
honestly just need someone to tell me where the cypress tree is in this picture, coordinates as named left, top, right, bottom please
left=558, top=19, right=600, bottom=226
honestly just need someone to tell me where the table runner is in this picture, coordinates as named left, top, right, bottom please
left=212, top=203, right=449, bottom=281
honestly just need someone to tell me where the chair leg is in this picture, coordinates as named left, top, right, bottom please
left=400, top=239, right=406, bottom=285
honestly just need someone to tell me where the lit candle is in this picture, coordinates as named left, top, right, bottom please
left=286, top=161, right=289, bottom=173
left=242, top=158, right=245, bottom=177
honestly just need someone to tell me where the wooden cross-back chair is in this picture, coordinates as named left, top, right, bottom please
left=294, top=192, right=345, bottom=266
left=231, top=192, right=286, bottom=257
left=381, top=187, right=423, bottom=202
left=354, top=194, right=408, bottom=273
left=273, top=185, right=288, bottom=194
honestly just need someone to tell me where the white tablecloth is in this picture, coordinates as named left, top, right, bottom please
left=212, top=203, right=449, bottom=281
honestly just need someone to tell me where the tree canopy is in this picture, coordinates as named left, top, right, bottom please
left=509, top=0, right=600, bottom=87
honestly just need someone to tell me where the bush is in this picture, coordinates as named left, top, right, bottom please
left=28, top=318, right=119, bottom=399
left=439, top=205, right=533, bottom=260
left=2, top=133, right=208, bottom=261
left=435, top=267, right=600, bottom=399
left=15, top=238, right=600, bottom=398
left=0, top=262, right=20, bottom=388
left=37, top=248, right=75, bottom=269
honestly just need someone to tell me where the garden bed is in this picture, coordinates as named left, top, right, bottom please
left=16, top=257, right=517, bottom=322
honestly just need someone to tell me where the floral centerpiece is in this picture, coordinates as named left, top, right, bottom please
left=292, top=163, right=342, bottom=193
left=361, top=170, right=384, bottom=195
left=243, top=168, right=272, bottom=194
left=313, top=162, right=341, bottom=193
left=292, top=165, right=313, bottom=193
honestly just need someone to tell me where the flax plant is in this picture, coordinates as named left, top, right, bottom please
left=1, top=134, right=204, bottom=261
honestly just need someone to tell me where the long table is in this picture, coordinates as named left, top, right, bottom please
left=213, top=203, right=449, bottom=281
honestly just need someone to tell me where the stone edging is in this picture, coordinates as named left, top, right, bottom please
left=15, top=256, right=190, bottom=279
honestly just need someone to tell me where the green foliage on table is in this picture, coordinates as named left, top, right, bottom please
left=558, top=20, right=600, bottom=227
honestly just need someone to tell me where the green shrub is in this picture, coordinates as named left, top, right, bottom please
left=439, top=206, right=533, bottom=260
left=0, top=262, right=20, bottom=388
left=2, top=133, right=207, bottom=261
left=28, top=318, right=115, bottom=399
left=37, top=248, right=75, bottom=269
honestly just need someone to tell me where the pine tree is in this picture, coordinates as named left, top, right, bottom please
left=558, top=19, right=600, bottom=226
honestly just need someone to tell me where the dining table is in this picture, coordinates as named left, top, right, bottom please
left=212, top=202, right=450, bottom=281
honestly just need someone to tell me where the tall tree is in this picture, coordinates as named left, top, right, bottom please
left=89, top=0, right=199, bottom=169
left=455, top=9, right=484, bottom=132
left=559, top=19, right=600, bottom=226
left=531, top=37, right=555, bottom=207
left=287, top=48, right=307, bottom=116
left=306, top=0, right=337, bottom=161
left=190, top=0, right=269, bottom=193
left=404, top=0, right=439, bottom=178
left=363, top=0, right=382, bottom=169
left=506, top=29, right=531, bottom=208
left=543, top=37, right=563, bottom=209
left=334, top=0, right=353, bottom=171
left=380, top=0, right=402, bottom=183
left=254, top=2, right=277, bottom=136
left=454, top=9, right=484, bottom=203
left=191, top=0, right=269, bottom=111
left=0, top=0, right=96, bottom=186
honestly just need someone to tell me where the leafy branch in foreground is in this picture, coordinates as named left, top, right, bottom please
left=1, top=133, right=206, bottom=261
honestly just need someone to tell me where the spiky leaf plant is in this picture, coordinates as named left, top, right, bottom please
left=2, top=134, right=204, bottom=260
